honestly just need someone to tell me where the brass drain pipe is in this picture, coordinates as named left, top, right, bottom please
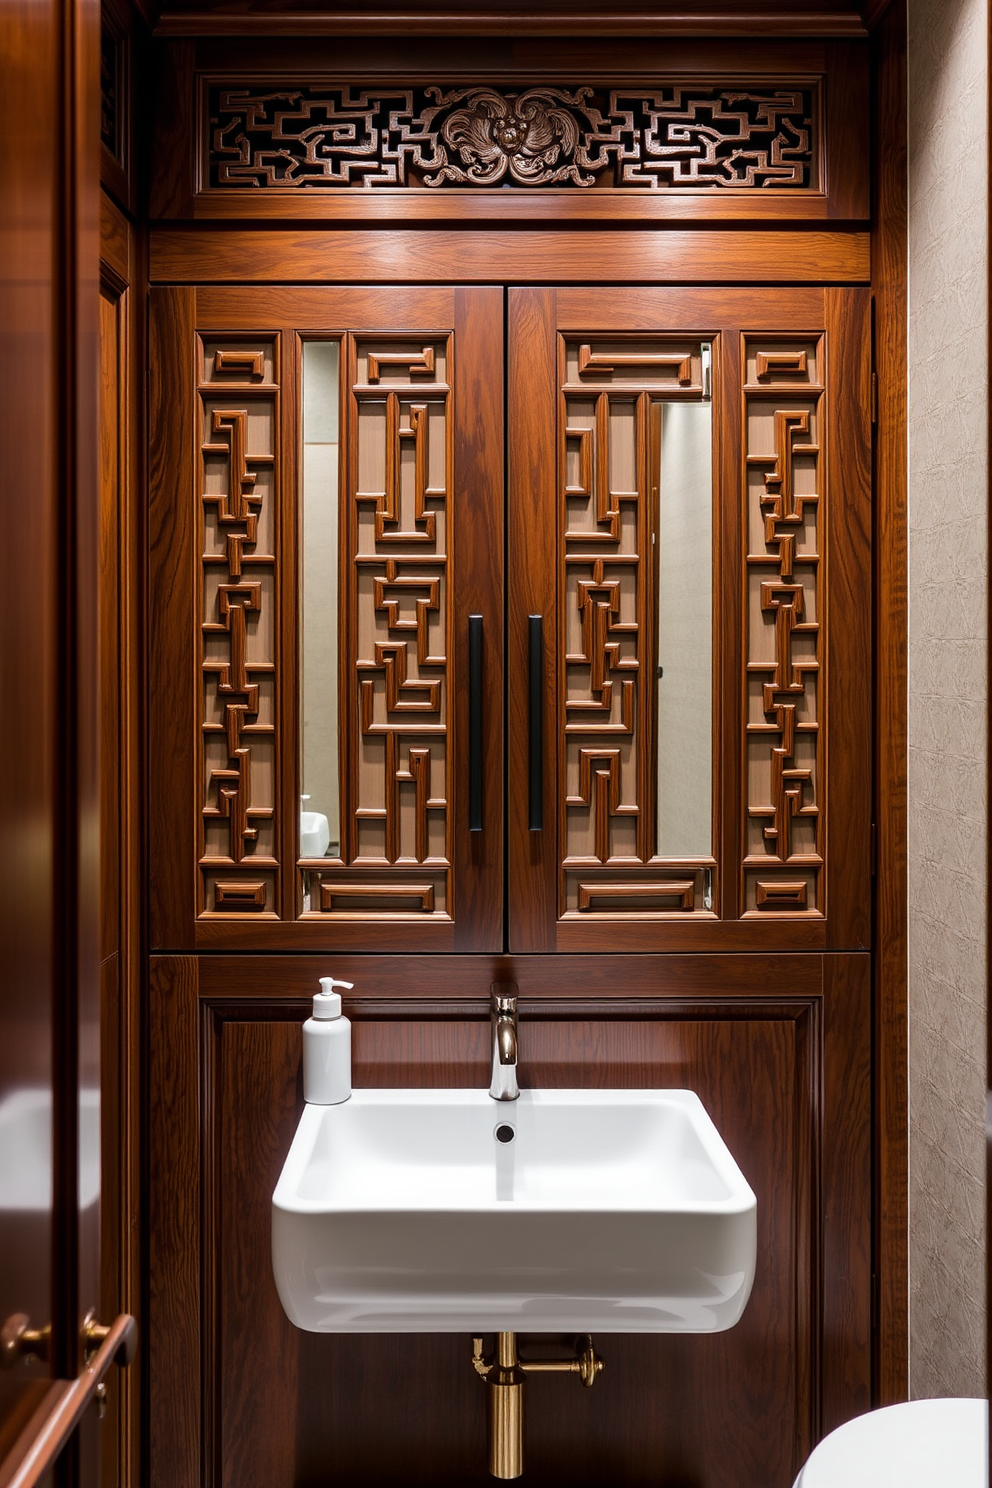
left=472, top=1332, right=604, bottom=1479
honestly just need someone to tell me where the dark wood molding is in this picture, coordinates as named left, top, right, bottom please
left=154, top=8, right=869, bottom=38
left=870, top=0, right=908, bottom=1406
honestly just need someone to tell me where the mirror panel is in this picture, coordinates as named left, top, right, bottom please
left=300, top=339, right=341, bottom=861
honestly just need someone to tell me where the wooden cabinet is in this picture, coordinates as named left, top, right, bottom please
left=150, top=283, right=870, bottom=956
left=150, top=286, right=504, bottom=951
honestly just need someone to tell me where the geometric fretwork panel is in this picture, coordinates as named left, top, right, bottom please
left=206, top=83, right=816, bottom=191
left=559, top=338, right=712, bottom=918
left=199, top=337, right=279, bottom=915
left=743, top=336, right=823, bottom=914
left=341, top=337, right=451, bottom=914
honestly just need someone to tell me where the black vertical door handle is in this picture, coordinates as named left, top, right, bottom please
left=528, top=615, right=543, bottom=832
left=468, top=615, right=483, bottom=832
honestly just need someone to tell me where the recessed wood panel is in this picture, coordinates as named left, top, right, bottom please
left=148, top=962, right=872, bottom=1488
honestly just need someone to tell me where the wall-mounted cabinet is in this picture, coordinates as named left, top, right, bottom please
left=149, top=282, right=870, bottom=954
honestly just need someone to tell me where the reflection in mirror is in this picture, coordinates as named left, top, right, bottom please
left=300, top=340, right=340, bottom=860
left=656, top=357, right=712, bottom=858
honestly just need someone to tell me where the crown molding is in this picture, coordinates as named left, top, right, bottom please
left=155, top=8, right=868, bottom=38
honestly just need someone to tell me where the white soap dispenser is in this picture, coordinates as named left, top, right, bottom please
left=303, top=976, right=354, bottom=1105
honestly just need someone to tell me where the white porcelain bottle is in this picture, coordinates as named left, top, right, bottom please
left=302, top=976, right=353, bottom=1104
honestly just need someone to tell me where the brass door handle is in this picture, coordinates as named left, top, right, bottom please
left=0, top=1314, right=51, bottom=1369
left=82, top=1310, right=136, bottom=1368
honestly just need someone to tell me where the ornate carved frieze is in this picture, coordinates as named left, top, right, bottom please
left=199, top=338, right=279, bottom=915
left=206, top=82, right=816, bottom=191
left=743, top=337, right=823, bottom=914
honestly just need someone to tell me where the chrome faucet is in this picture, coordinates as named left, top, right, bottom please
left=489, top=989, right=519, bottom=1101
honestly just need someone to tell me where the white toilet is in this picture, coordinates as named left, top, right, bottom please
left=793, top=1398, right=988, bottom=1487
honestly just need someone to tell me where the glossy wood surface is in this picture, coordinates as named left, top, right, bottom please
left=149, top=284, right=504, bottom=951
left=148, top=950, right=870, bottom=1488
left=154, top=4, right=869, bottom=38
left=508, top=286, right=871, bottom=954
left=0, top=0, right=60, bottom=1451
left=99, top=186, right=146, bottom=1488
left=0, top=0, right=107, bottom=1477
left=149, top=230, right=871, bottom=286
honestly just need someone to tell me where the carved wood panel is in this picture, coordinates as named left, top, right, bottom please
left=558, top=336, right=715, bottom=920
left=204, top=82, right=817, bottom=192
left=305, top=334, right=453, bottom=919
left=509, top=286, right=870, bottom=953
left=742, top=336, right=823, bottom=915
left=199, top=336, right=280, bottom=917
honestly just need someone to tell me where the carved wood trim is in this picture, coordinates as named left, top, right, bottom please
left=202, top=80, right=819, bottom=194
left=197, top=333, right=281, bottom=918
left=742, top=334, right=824, bottom=916
left=576, top=879, right=696, bottom=911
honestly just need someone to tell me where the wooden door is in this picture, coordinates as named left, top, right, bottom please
left=508, top=287, right=871, bottom=954
left=149, top=285, right=504, bottom=953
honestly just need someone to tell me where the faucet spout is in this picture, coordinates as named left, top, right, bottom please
left=489, top=989, right=519, bottom=1102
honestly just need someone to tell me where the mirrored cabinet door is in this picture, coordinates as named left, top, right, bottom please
left=150, top=285, right=504, bottom=951
left=507, top=286, right=871, bottom=954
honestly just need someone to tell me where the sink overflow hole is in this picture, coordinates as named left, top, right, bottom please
left=495, top=1124, right=516, bottom=1144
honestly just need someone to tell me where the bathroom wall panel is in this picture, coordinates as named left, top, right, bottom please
left=148, top=952, right=870, bottom=1488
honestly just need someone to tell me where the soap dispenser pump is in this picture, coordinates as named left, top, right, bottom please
left=303, top=977, right=353, bottom=1105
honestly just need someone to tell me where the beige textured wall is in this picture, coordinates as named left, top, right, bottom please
left=907, top=0, right=988, bottom=1397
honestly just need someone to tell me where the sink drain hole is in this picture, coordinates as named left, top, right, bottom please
left=494, top=1123, right=515, bottom=1144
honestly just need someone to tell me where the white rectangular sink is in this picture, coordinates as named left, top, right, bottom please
left=272, top=1088, right=756, bottom=1334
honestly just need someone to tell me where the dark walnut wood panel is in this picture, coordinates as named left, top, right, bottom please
left=155, top=6, right=869, bottom=40
left=194, top=951, right=826, bottom=1003
left=149, top=285, right=503, bottom=952
left=148, top=229, right=871, bottom=286
left=509, top=286, right=872, bottom=954
left=147, top=951, right=870, bottom=1488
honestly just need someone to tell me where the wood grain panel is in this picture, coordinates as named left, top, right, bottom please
left=195, top=951, right=825, bottom=1003
left=821, top=954, right=871, bottom=1432
left=148, top=229, right=871, bottom=286
left=149, top=288, right=198, bottom=947
left=150, top=285, right=504, bottom=950
left=148, top=956, right=201, bottom=1488
left=181, top=991, right=846, bottom=1488
left=451, top=286, right=504, bottom=950
left=507, top=288, right=558, bottom=949
left=156, top=8, right=869, bottom=39
left=822, top=288, right=872, bottom=947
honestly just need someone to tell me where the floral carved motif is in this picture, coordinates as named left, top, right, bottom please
left=206, top=83, right=816, bottom=190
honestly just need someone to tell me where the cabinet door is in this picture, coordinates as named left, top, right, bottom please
left=508, top=287, right=871, bottom=953
left=150, top=286, right=503, bottom=951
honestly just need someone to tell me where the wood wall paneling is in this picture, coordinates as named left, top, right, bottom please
left=99, top=182, right=146, bottom=1488
left=149, top=229, right=871, bottom=286
left=149, top=287, right=198, bottom=949
left=153, top=7, right=870, bottom=40
left=148, top=957, right=201, bottom=1488
left=148, top=950, right=870, bottom=1488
